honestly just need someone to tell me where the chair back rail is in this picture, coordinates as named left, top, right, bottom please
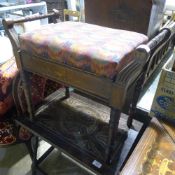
left=144, top=25, right=175, bottom=84
left=63, top=9, right=81, bottom=21
left=117, top=24, right=175, bottom=113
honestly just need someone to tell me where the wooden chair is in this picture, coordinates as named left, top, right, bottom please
left=63, top=9, right=81, bottom=21
left=2, top=10, right=175, bottom=168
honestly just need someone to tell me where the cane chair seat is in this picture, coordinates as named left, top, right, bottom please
left=19, top=22, right=148, bottom=79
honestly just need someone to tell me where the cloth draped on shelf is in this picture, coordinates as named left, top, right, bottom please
left=0, top=57, right=61, bottom=145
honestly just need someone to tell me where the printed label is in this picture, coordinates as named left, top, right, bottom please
left=92, top=160, right=102, bottom=169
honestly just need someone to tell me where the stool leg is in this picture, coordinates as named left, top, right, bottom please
left=20, top=71, right=35, bottom=120
left=127, top=104, right=136, bottom=128
left=31, top=136, right=39, bottom=175
left=105, top=108, right=120, bottom=164
left=65, top=87, right=70, bottom=98
left=12, top=73, right=23, bottom=116
left=127, top=74, right=145, bottom=128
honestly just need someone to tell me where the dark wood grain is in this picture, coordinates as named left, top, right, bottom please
left=172, top=61, right=175, bottom=72
left=120, top=117, right=175, bottom=175
left=85, top=0, right=165, bottom=37
left=2, top=11, right=175, bottom=165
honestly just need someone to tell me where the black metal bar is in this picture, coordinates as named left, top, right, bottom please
left=120, top=122, right=148, bottom=171
left=31, top=136, right=39, bottom=175
left=35, top=166, right=48, bottom=175
left=25, top=138, right=34, bottom=160
left=36, top=146, right=54, bottom=165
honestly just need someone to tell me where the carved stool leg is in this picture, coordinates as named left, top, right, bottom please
left=105, top=108, right=121, bottom=164
left=127, top=104, right=136, bottom=128
left=12, top=73, right=23, bottom=116
left=65, top=86, right=70, bottom=98
left=127, top=73, right=145, bottom=128
left=20, top=71, right=35, bottom=120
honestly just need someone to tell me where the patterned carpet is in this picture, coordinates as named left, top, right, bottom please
left=35, top=91, right=128, bottom=164
left=0, top=90, right=142, bottom=175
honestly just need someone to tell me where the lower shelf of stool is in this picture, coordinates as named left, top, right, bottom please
left=16, top=117, right=128, bottom=175
left=15, top=92, right=139, bottom=174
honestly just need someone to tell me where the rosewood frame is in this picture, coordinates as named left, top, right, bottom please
left=2, top=11, right=175, bottom=164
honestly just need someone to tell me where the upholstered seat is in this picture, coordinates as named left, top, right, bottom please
left=19, top=22, right=148, bottom=79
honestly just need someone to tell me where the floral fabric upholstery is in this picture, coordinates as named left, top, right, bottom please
left=0, top=57, right=62, bottom=145
left=0, top=58, right=18, bottom=116
left=19, top=22, right=148, bottom=79
left=0, top=122, right=16, bottom=145
left=0, top=57, right=62, bottom=117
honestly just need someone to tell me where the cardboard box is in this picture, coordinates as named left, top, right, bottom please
left=150, top=55, right=175, bottom=123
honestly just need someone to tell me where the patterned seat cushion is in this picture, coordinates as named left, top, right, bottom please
left=19, top=22, right=148, bottom=79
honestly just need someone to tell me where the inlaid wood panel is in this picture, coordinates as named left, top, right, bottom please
left=120, top=117, right=175, bottom=175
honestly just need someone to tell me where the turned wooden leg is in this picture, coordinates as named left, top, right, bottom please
left=105, top=108, right=121, bottom=164
left=31, top=136, right=39, bottom=175
left=65, top=86, right=70, bottom=98
left=128, top=89, right=139, bottom=128
left=12, top=73, right=23, bottom=116
left=127, top=104, right=136, bottom=128
left=20, top=71, right=35, bottom=120
left=127, top=73, right=145, bottom=128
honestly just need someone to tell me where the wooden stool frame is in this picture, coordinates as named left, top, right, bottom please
left=2, top=11, right=175, bottom=172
